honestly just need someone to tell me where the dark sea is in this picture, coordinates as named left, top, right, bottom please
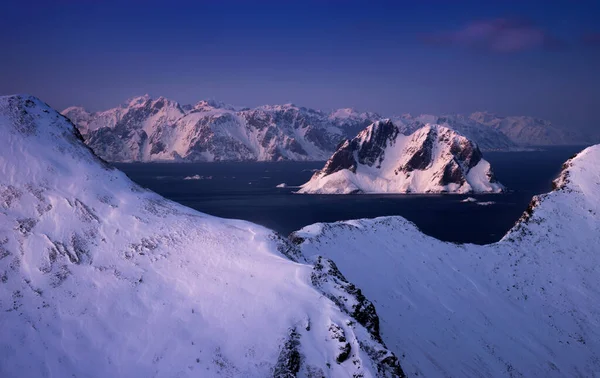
left=114, top=146, right=586, bottom=245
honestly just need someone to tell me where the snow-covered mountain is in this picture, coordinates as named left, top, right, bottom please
left=62, top=97, right=381, bottom=162
left=293, top=145, right=600, bottom=377
left=394, top=113, right=521, bottom=151
left=396, top=112, right=588, bottom=148
left=63, top=96, right=588, bottom=162
left=470, top=111, right=587, bottom=146
left=0, top=95, right=404, bottom=377
left=298, top=120, right=504, bottom=194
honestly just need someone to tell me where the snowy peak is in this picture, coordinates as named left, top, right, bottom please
left=62, top=96, right=590, bottom=162
left=294, top=144, right=600, bottom=377
left=191, top=99, right=236, bottom=112
left=125, top=93, right=152, bottom=107
left=329, top=107, right=381, bottom=121
left=395, top=113, right=520, bottom=151
left=401, top=124, right=483, bottom=172
left=299, top=121, right=504, bottom=194
left=62, top=96, right=381, bottom=162
left=1, top=94, right=405, bottom=377
left=122, top=95, right=184, bottom=115
left=468, top=111, right=586, bottom=146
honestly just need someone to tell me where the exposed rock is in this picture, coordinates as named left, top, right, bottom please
left=299, top=122, right=505, bottom=194
left=63, top=99, right=380, bottom=162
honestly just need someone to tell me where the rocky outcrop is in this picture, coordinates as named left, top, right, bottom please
left=293, top=144, right=600, bottom=377
left=299, top=121, right=504, bottom=194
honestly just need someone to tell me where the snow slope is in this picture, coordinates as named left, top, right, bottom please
left=299, top=121, right=504, bottom=194
left=293, top=145, right=600, bottom=377
left=0, top=95, right=404, bottom=377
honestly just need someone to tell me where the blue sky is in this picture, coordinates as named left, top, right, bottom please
left=2, top=0, right=599, bottom=131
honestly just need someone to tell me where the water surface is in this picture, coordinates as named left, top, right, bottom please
left=114, top=146, right=585, bottom=244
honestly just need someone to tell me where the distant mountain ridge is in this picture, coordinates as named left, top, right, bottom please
left=63, top=96, right=379, bottom=162
left=62, top=96, right=589, bottom=162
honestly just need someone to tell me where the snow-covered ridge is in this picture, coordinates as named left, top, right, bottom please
left=62, top=95, right=586, bottom=163
left=469, top=111, right=587, bottom=146
left=299, top=120, right=504, bottom=194
left=62, top=97, right=382, bottom=162
left=293, top=144, right=600, bottom=377
left=0, top=95, right=404, bottom=377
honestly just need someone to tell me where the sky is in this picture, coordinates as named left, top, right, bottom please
left=2, top=0, right=599, bottom=132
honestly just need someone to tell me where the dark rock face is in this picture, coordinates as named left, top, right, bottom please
left=283, top=138, right=307, bottom=155
left=308, top=121, right=502, bottom=194
left=319, top=140, right=358, bottom=176
left=329, top=323, right=352, bottom=363
left=243, top=111, right=270, bottom=130
left=357, top=120, right=399, bottom=168
left=309, top=256, right=406, bottom=377
left=450, top=138, right=482, bottom=169
left=315, top=120, right=400, bottom=177
left=272, top=328, right=302, bottom=377
left=441, top=159, right=465, bottom=187
left=401, top=127, right=436, bottom=173
left=304, top=126, right=340, bottom=152
left=150, top=141, right=166, bottom=155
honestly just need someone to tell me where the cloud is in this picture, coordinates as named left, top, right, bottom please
left=421, top=18, right=563, bottom=53
left=582, top=33, right=600, bottom=46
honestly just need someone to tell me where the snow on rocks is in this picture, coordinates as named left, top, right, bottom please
left=293, top=145, right=600, bottom=377
left=299, top=121, right=505, bottom=194
left=0, top=95, right=404, bottom=378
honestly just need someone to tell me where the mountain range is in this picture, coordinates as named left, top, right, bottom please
left=62, top=95, right=376, bottom=162
left=2, top=94, right=599, bottom=377
left=62, top=95, right=590, bottom=163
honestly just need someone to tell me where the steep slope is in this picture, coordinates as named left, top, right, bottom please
left=0, top=95, right=404, bottom=377
left=63, top=95, right=188, bottom=161
left=299, top=120, right=504, bottom=194
left=63, top=98, right=381, bottom=162
left=293, top=145, right=600, bottom=377
left=469, top=111, right=587, bottom=146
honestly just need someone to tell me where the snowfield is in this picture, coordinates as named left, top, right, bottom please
left=0, top=95, right=404, bottom=377
left=3, top=94, right=599, bottom=378
left=294, top=145, right=600, bottom=377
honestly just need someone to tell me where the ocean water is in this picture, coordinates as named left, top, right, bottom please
left=114, top=146, right=585, bottom=244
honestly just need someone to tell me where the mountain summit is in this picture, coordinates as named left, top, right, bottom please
left=299, top=121, right=504, bottom=194
left=0, top=94, right=404, bottom=377
left=62, top=97, right=380, bottom=162
left=62, top=96, right=589, bottom=163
